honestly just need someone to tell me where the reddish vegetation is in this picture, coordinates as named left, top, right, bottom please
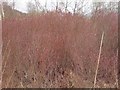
left=2, top=11, right=118, bottom=88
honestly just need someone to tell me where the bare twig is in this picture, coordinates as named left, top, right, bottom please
left=20, top=81, right=24, bottom=88
left=3, top=40, right=11, bottom=60
left=93, top=31, right=104, bottom=88
left=6, top=68, right=15, bottom=88
left=114, top=49, right=118, bottom=88
left=2, top=49, right=11, bottom=75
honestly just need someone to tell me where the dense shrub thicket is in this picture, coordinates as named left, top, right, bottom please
left=2, top=11, right=118, bottom=88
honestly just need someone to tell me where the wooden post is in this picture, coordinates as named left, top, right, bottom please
left=93, top=31, right=104, bottom=88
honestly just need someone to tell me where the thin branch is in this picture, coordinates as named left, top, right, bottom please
left=2, top=49, right=11, bottom=75
left=114, top=48, right=118, bottom=88
left=6, top=68, right=15, bottom=88
left=3, top=40, right=11, bottom=59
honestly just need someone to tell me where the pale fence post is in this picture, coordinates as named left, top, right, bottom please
left=93, top=31, right=104, bottom=88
